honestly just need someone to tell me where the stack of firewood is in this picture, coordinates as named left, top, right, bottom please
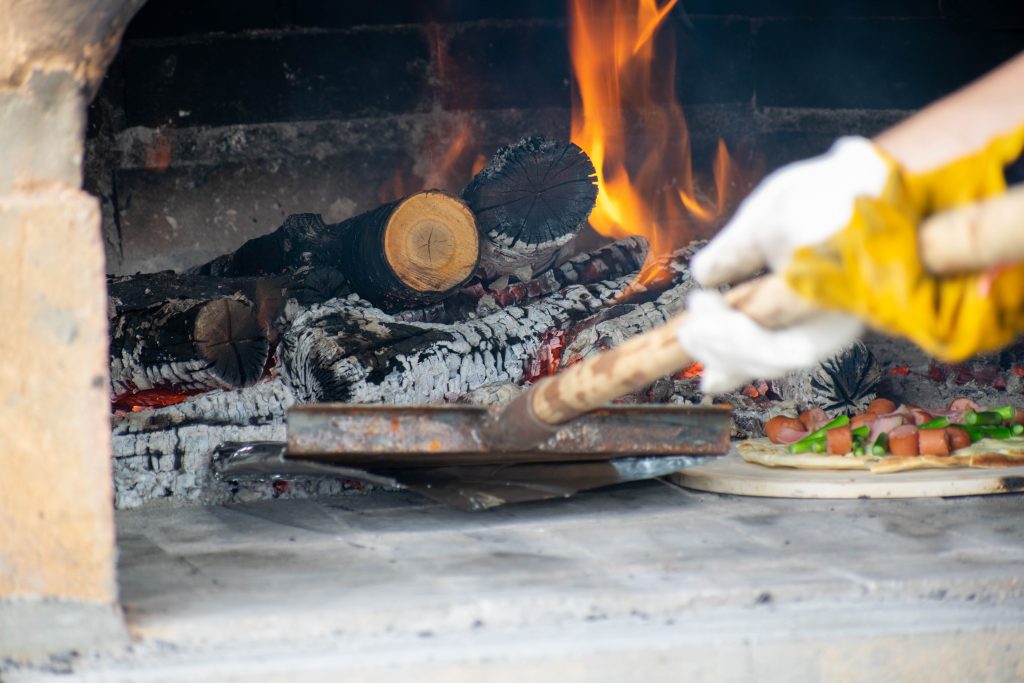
left=108, top=137, right=658, bottom=402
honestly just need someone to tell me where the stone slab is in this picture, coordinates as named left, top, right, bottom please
left=674, top=452, right=1024, bottom=499
left=0, top=187, right=116, bottom=604
left=0, top=601, right=127, bottom=662
left=5, top=482, right=1024, bottom=680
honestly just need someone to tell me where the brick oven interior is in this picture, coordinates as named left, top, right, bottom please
left=4, top=0, right=1024, bottom=678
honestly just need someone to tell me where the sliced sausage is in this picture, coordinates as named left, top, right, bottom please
left=888, top=425, right=920, bottom=456
left=826, top=425, right=853, bottom=455
left=765, top=415, right=808, bottom=445
left=918, top=428, right=950, bottom=456
left=946, top=426, right=971, bottom=451
left=866, top=398, right=897, bottom=415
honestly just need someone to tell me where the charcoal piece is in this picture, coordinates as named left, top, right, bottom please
left=810, top=341, right=883, bottom=413
left=392, top=235, right=648, bottom=325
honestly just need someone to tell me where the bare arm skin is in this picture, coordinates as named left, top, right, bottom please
left=875, top=51, right=1024, bottom=172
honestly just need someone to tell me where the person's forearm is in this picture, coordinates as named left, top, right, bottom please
left=874, top=51, right=1024, bottom=172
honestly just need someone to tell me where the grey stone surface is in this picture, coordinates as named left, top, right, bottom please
left=5, top=482, right=1024, bottom=680
left=0, top=71, right=84, bottom=193
left=0, top=600, right=127, bottom=661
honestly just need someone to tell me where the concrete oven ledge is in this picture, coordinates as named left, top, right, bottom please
left=3, top=481, right=1024, bottom=681
left=0, top=601, right=128, bottom=662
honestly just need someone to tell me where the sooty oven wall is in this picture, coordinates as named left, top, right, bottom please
left=84, top=0, right=1024, bottom=276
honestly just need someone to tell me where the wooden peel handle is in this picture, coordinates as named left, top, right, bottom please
left=528, top=276, right=814, bottom=425
left=919, top=185, right=1024, bottom=275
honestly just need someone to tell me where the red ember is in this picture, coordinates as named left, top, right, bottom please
left=112, top=387, right=200, bottom=413
left=526, top=329, right=568, bottom=382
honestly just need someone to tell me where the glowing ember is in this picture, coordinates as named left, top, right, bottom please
left=527, top=329, right=568, bottom=381
left=676, top=361, right=703, bottom=379
left=889, top=365, right=911, bottom=376
left=569, top=0, right=748, bottom=285
left=112, top=387, right=199, bottom=413
left=742, top=384, right=760, bottom=399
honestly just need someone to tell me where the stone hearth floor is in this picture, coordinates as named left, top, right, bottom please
left=9, top=477, right=1024, bottom=681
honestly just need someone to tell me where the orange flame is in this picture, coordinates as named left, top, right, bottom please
left=379, top=122, right=488, bottom=202
left=569, top=0, right=744, bottom=285
left=422, top=124, right=477, bottom=190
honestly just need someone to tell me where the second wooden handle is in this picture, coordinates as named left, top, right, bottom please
left=920, top=185, right=1024, bottom=274
left=530, top=276, right=812, bottom=424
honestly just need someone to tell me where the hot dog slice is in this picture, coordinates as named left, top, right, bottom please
left=866, top=398, right=897, bottom=415
left=946, top=426, right=971, bottom=451
left=918, top=428, right=950, bottom=456
left=888, top=425, right=919, bottom=456
left=826, top=425, right=853, bottom=455
left=765, top=415, right=807, bottom=445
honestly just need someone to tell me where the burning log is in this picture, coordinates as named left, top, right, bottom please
left=110, top=295, right=270, bottom=395
left=339, top=190, right=480, bottom=310
left=559, top=244, right=704, bottom=368
left=463, top=137, right=599, bottom=285
left=108, top=267, right=347, bottom=396
left=278, top=275, right=635, bottom=404
left=194, top=191, right=480, bottom=311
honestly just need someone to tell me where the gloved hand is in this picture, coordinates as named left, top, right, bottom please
left=690, top=136, right=895, bottom=287
left=677, top=136, right=894, bottom=393
left=784, top=123, right=1024, bottom=361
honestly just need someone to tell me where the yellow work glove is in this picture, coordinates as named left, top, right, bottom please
left=784, top=124, right=1024, bottom=361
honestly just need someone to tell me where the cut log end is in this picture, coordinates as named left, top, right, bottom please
left=384, top=191, right=480, bottom=292
left=194, top=298, right=270, bottom=388
left=463, top=137, right=599, bottom=250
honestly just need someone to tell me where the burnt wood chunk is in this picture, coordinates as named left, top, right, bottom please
left=193, top=213, right=336, bottom=278
left=463, top=137, right=599, bottom=283
left=194, top=298, right=270, bottom=388
left=110, top=295, right=269, bottom=395
left=392, top=235, right=648, bottom=325
left=108, top=268, right=348, bottom=395
left=194, top=191, right=480, bottom=311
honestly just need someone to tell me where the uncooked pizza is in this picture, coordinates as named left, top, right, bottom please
left=743, top=398, right=1024, bottom=473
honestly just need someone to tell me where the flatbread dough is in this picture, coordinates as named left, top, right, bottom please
left=738, top=436, right=1024, bottom=474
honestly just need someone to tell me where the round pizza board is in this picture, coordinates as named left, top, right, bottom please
left=671, top=454, right=1024, bottom=499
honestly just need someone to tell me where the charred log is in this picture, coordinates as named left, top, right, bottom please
left=278, top=276, right=634, bottom=404
left=558, top=243, right=705, bottom=368
left=463, top=137, right=599, bottom=284
left=110, top=295, right=270, bottom=395
left=393, top=236, right=648, bottom=324
left=193, top=191, right=480, bottom=311
left=108, top=267, right=347, bottom=395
